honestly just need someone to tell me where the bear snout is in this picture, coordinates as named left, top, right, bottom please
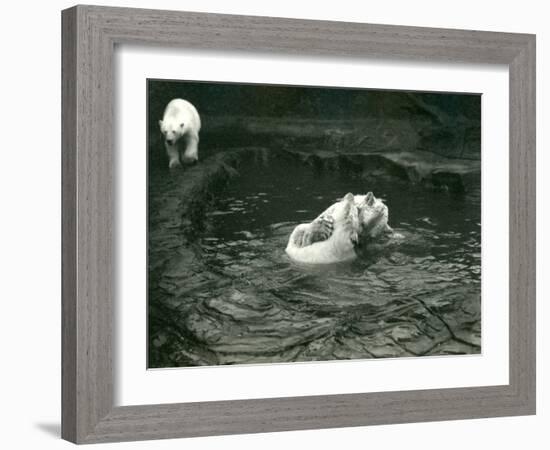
left=166, top=139, right=175, bottom=145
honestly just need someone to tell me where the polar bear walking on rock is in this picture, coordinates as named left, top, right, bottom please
left=159, top=99, right=201, bottom=168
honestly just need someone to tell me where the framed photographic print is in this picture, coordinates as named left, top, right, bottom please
left=62, top=5, right=536, bottom=444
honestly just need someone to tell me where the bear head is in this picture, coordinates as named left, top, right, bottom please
left=355, top=192, right=390, bottom=238
left=158, top=119, right=186, bottom=146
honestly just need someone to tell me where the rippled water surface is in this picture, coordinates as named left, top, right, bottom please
left=148, top=155, right=481, bottom=367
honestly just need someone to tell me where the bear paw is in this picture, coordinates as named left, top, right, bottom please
left=302, top=215, right=334, bottom=246
left=168, top=158, right=181, bottom=169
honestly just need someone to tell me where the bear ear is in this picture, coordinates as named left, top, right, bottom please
left=365, top=191, right=375, bottom=206
left=343, top=193, right=354, bottom=203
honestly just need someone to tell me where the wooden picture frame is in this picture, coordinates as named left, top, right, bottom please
left=61, top=5, right=536, bottom=444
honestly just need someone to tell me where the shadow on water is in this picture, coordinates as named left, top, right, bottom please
left=148, top=147, right=481, bottom=368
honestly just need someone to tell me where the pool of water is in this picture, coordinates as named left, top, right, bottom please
left=148, top=153, right=481, bottom=367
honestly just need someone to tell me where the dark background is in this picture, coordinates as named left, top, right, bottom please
left=148, top=79, right=480, bottom=121
left=147, top=79, right=481, bottom=169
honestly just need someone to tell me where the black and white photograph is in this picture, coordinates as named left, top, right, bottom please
left=147, top=80, right=482, bottom=368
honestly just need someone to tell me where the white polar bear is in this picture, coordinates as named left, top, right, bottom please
left=158, top=99, right=201, bottom=168
left=286, top=193, right=360, bottom=264
left=285, top=192, right=392, bottom=264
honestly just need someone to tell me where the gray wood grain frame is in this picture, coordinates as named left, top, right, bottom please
left=61, top=5, right=536, bottom=444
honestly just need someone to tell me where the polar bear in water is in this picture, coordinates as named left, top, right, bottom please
left=159, top=99, right=201, bottom=168
left=285, top=192, right=392, bottom=264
